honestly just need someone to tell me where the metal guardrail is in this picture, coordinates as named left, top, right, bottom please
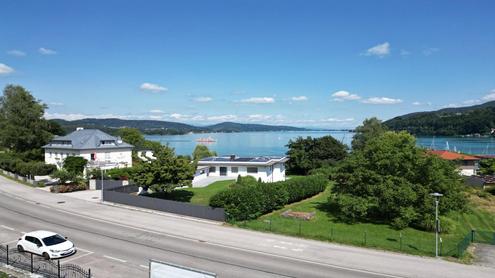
left=0, top=245, right=91, bottom=278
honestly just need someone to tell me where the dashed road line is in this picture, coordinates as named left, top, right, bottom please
left=1, top=225, right=15, bottom=231
left=103, top=255, right=127, bottom=263
left=63, top=251, right=94, bottom=263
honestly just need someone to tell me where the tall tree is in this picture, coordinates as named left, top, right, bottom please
left=192, top=145, right=217, bottom=160
left=351, top=117, right=387, bottom=151
left=131, top=145, right=195, bottom=192
left=286, top=136, right=347, bottom=175
left=0, top=85, right=53, bottom=157
left=332, top=131, right=466, bottom=230
left=117, top=128, right=145, bottom=147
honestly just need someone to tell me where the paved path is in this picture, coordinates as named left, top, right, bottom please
left=0, top=176, right=494, bottom=277
left=192, top=176, right=234, bottom=187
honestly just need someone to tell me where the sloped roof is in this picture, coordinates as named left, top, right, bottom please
left=428, top=150, right=480, bottom=161
left=43, top=129, right=133, bottom=150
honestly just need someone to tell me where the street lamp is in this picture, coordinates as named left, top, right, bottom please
left=430, top=192, right=443, bottom=257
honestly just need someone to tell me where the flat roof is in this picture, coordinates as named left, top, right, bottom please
left=198, top=156, right=289, bottom=166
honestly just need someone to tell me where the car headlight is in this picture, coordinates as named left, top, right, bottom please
left=50, top=249, right=59, bottom=253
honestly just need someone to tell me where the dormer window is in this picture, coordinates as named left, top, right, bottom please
left=100, top=140, right=115, bottom=145
left=51, top=140, right=72, bottom=146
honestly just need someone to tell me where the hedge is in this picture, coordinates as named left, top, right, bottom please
left=0, top=153, right=56, bottom=177
left=210, top=175, right=328, bottom=221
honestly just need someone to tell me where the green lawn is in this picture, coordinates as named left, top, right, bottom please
left=237, top=186, right=495, bottom=257
left=149, top=180, right=235, bottom=206
left=185, top=180, right=235, bottom=205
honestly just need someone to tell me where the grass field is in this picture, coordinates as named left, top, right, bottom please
left=237, top=186, right=495, bottom=257
left=149, top=180, right=235, bottom=206
left=185, top=180, right=235, bottom=205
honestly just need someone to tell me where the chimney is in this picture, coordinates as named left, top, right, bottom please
left=230, top=154, right=236, bottom=161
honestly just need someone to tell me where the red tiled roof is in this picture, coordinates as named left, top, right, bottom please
left=428, top=150, right=480, bottom=161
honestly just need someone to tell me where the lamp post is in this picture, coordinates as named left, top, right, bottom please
left=430, top=192, right=443, bottom=257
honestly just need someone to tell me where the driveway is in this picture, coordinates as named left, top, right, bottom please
left=474, top=243, right=495, bottom=268
left=192, top=176, right=234, bottom=187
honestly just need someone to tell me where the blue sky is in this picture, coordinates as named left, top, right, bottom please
left=1, top=0, right=494, bottom=128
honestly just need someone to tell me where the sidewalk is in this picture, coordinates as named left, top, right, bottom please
left=1, top=175, right=494, bottom=278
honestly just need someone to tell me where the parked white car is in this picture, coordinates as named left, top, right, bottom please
left=17, top=230, right=76, bottom=259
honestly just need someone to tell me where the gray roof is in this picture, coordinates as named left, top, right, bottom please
left=43, top=129, right=133, bottom=150
left=198, top=156, right=289, bottom=166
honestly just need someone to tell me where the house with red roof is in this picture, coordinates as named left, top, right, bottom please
left=428, top=150, right=480, bottom=176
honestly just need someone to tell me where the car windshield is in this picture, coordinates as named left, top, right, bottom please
left=42, top=234, right=66, bottom=246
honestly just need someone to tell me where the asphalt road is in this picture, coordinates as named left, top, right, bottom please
left=0, top=192, right=392, bottom=278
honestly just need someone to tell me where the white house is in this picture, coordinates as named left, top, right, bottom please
left=194, top=155, right=289, bottom=183
left=43, top=128, right=133, bottom=169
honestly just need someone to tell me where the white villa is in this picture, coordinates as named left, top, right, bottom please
left=194, top=155, right=289, bottom=183
left=43, top=128, right=133, bottom=169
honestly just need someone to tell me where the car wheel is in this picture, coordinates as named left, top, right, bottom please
left=42, top=252, right=50, bottom=260
left=17, top=245, right=24, bottom=252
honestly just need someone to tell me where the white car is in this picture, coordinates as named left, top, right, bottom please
left=17, top=230, right=76, bottom=260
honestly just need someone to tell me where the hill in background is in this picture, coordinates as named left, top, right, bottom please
left=52, top=118, right=308, bottom=135
left=384, top=101, right=495, bottom=136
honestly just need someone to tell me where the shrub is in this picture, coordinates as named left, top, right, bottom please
left=63, top=156, right=87, bottom=174
left=50, top=183, right=87, bottom=193
left=0, top=153, right=56, bottom=176
left=107, top=167, right=133, bottom=180
left=210, top=175, right=328, bottom=221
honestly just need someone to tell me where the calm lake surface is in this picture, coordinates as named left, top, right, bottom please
left=146, top=131, right=495, bottom=157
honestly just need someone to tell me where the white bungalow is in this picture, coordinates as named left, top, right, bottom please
left=43, top=128, right=133, bottom=169
left=194, top=155, right=289, bottom=183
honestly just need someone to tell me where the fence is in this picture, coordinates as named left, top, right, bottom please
left=456, top=230, right=495, bottom=257
left=103, top=185, right=226, bottom=221
left=0, top=245, right=91, bottom=278
left=0, top=169, right=39, bottom=186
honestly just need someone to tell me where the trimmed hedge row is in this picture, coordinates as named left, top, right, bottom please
left=210, top=175, right=328, bottom=221
left=0, top=153, right=56, bottom=177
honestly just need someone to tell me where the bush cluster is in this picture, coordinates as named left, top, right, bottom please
left=210, top=175, right=328, bottom=221
left=50, top=183, right=87, bottom=193
left=0, top=153, right=56, bottom=177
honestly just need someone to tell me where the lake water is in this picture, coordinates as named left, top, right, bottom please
left=146, top=131, right=495, bottom=157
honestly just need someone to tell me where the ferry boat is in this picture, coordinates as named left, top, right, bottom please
left=196, top=136, right=216, bottom=143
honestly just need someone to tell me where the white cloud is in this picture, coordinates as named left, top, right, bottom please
left=193, top=96, right=213, bottom=102
left=412, top=101, right=421, bottom=106
left=463, top=99, right=481, bottom=105
left=44, top=112, right=138, bottom=121
left=140, top=82, right=167, bottom=93
left=7, top=50, right=26, bottom=57
left=149, top=109, right=164, bottom=113
left=400, top=49, right=411, bottom=56
left=247, top=114, right=272, bottom=121
left=363, top=42, right=390, bottom=57
left=149, top=115, right=163, bottom=120
left=169, top=113, right=187, bottom=120
left=38, top=47, right=57, bottom=55
left=291, top=96, right=308, bottom=101
left=321, top=117, right=354, bottom=122
left=240, top=97, right=275, bottom=104
left=442, top=103, right=459, bottom=108
left=0, top=63, right=14, bottom=75
left=482, top=90, right=495, bottom=101
left=362, top=97, right=403, bottom=104
left=207, top=114, right=237, bottom=121
left=331, top=90, right=361, bottom=101
left=422, top=47, right=439, bottom=56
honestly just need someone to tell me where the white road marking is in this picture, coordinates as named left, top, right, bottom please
left=291, top=248, right=303, bottom=252
left=0, top=225, right=15, bottom=231
left=76, top=247, right=94, bottom=253
left=139, top=265, right=149, bottom=269
left=273, top=245, right=287, bottom=250
left=63, top=251, right=94, bottom=263
left=103, top=255, right=127, bottom=263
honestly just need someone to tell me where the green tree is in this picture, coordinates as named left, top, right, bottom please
left=192, top=145, right=217, bottom=160
left=117, top=128, right=145, bottom=147
left=479, top=158, right=495, bottom=175
left=332, top=131, right=466, bottom=230
left=0, top=85, right=53, bottom=158
left=63, top=156, right=88, bottom=175
left=130, top=145, right=195, bottom=193
left=351, top=117, right=387, bottom=151
left=286, top=136, right=347, bottom=175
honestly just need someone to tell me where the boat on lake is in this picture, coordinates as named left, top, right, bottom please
left=196, top=136, right=216, bottom=143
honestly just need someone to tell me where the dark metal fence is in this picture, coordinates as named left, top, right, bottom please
left=103, top=185, right=226, bottom=221
left=0, top=245, right=91, bottom=278
left=454, top=230, right=495, bottom=257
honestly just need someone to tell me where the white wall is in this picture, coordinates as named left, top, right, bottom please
left=200, top=163, right=286, bottom=183
left=45, top=148, right=132, bottom=169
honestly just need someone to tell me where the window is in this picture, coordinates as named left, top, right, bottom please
left=25, top=236, right=35, bottom=243
left=91, top=153, right=96, bottom=161
left=42, top=235, right=66, bottom=246
left=105, top=152, right=111, bottom=161
left=247, top=167, right=258, bottom=174
left=231, top=167, right=238, bottom=173
left=32, top=237, right=42, bottom=247
left=209, top=167, right=216, bottom=173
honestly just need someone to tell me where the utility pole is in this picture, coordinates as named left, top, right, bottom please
left=430, top=192, right=443, bottom=257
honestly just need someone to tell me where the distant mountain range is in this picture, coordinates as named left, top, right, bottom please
left=384, top=101, right=495, bottom=136
left=52, top=118, right=309, bottom=135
